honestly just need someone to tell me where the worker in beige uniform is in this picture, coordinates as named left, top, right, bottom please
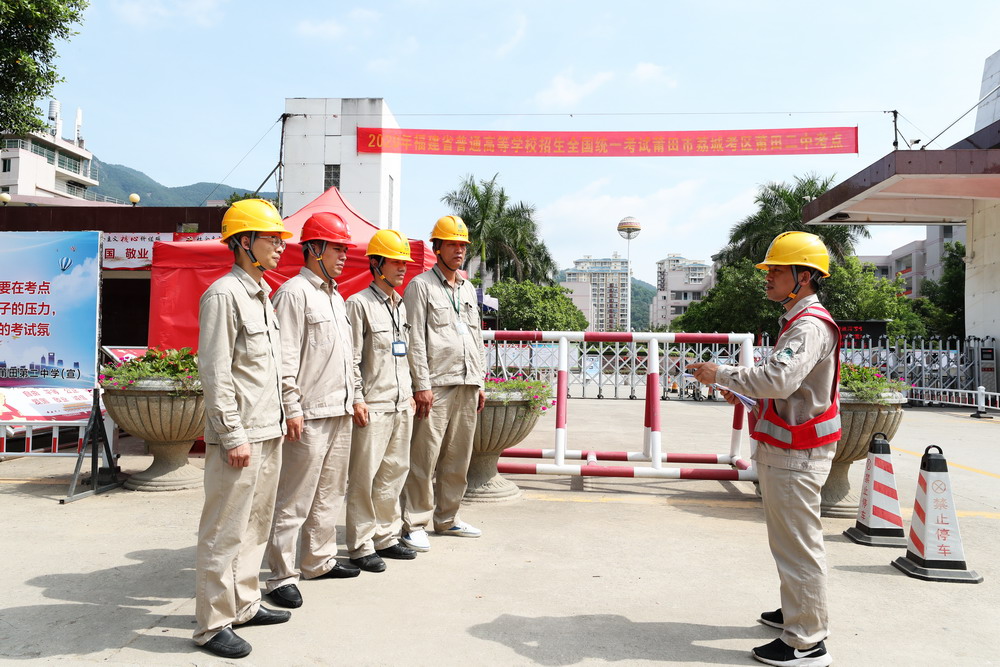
left=689, top=232, right=839, bottom=667
left=264, top=212, right=360, bottom=611
left=400, top=215, right=487, bottom=552
left=194, top=199, right=292, bottom=660
left=344, top=229, right=419, bottom=573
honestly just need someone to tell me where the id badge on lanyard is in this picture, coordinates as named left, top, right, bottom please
left=392, top=340, right=407, bottom=356
left=455, top=320, right=469, bottom=335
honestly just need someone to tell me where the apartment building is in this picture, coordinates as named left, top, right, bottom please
left=649, top=254, right=715, bottom=328
left=564, top=252, right=631, bottom=331
left=859, top=225, right=966, bottom=296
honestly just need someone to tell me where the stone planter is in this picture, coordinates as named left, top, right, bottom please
left=102, top=379, right=205, bottom=492
left=821, top=390, right=906, bottom=517
left=465, top=392, right=542, bottom=503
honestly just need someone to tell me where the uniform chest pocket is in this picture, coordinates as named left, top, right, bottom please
left=428, top=303, right=453, bottom=328
left=306, top=311, right=333, bottom=346
left=462, top=301, right=480, bottom=329
left=370, top=323, right=393, bottom=351
left=242, top=320, right=270, bottom=359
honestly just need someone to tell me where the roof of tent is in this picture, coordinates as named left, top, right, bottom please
left=147, top=188, right=436, bottom=350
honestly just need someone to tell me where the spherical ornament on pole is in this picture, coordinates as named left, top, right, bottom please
left=617, top=216, right=641, bottom=240
left=617, top=217, right=640, bottom=332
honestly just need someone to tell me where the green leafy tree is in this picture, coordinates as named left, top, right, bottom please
left=714, top=174, right=870, bottom=266
left=671, top=260, right=782, bottom=340
left=441, top=174, right=556, bottom=285
left=224, top=191, right=278, bottom=208
left=1, top=0, right=88, bottom=134
left=822, top=256, right=926, bottom=338
left=487, top=280, right=588, bottom=331
left=918, top=241, right=965, bottom=338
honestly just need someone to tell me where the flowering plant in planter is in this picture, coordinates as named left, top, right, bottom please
left=99, top=348, right=201, bottom=393
left=484, top=375, right=555, bottom=415
left=839, top=363, right=910, bottom=405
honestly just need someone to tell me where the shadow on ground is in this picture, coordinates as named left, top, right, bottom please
left=469, top=613, right=771, bottom=665
left=0, top=547, right=197, bottom=659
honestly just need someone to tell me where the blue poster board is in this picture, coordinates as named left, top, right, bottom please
left=0, top=231, right=101, bottom=389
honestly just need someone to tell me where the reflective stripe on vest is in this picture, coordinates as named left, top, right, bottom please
left=750, top=306, right=842, bottom=450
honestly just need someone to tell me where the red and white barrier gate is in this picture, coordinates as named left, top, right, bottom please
left=485, top=331, right=757, bottom=481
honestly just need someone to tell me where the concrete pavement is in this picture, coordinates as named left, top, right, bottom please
left=1, top=398, right=998, bottom=666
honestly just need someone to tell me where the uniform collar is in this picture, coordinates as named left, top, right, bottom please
left=431, top=264, right=464, bottom=287
left=300, top=265, right=339, bottom=293
left=780, top=293, right=820, bottom=325
left=231, top=265, right=267, bottom=299
left=368, top=280, right=401, bottom=306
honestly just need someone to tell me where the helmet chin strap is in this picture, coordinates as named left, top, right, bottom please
left=307, top=240, right=335, bottom=284
left=238, top=231, right=264, bottom=271
left=370, top=256, right=392, bottom=287
left=780, top=266, right=816, bottom=305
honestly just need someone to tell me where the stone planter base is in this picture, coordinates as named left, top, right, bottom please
left=465, top=394, right=541, bottom=504
left=821, top=392, right=905, bottom=518
left=103, top=385, right=205, bottom=492
left=124, top=441, right=203, bottom=491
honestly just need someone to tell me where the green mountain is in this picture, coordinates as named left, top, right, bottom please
left=90, top=158, right=276, bottom=206
left=631, top=277, right=655, bottom=331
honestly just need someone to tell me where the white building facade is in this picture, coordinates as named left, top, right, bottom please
left=649, top=254, right=715, bottom=328
left=281, top=98, right=402, bottom=228
left=859, top=225, right=966, bottom=296
left=1, top=101, right=115, bottom=203
left=564, top=253, right=630, bottom=331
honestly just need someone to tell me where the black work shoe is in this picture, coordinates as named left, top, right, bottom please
left=319, top=561, right=361, bottom=578
left=200, top=627, right=251, bottom=659
left=376, top=543, right=417, bottom=560
left=267, top=583, right=303, bottom=609
left=758, top=608, right=784, bottom=628
left=752, top=638, right=831, bottom=667
left=350, top=553, right=387, bottom=573
left=237, top=605, right=291, bottom=627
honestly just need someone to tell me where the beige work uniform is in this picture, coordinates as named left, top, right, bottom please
left=194, top=266, right=285, bottom=646
left=266, top=268, right=354, bottom=591
left=716, top=294, right=837, bottom=649
left=345, top=283, right=414, bottom=558
left=402, top=266, right=486, bottom=533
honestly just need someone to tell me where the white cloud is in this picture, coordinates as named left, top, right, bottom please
left=111, top=0, right=227, bottom=27
left=496, top=13, right=527, bottom=57
left=297, top=19, right=346, bottom=38
left=532, top=70, right=615, bottom=109
left=538, top=181, right=757, bottom=283
left=350, top=8, right=381, bottom=22
left=630, top=62, right=678, bottom=88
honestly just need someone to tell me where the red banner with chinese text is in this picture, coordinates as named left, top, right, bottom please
left=357, top=126, right=857, bottom=157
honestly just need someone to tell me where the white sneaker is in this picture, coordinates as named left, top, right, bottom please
left=400, top=529, right=430, bottom=552
left=437, top=521, right=482, bottom=538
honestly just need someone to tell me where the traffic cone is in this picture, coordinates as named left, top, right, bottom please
left=891, top=445, right=983, bottom=583
left=844, top=432, right=906, bottom=547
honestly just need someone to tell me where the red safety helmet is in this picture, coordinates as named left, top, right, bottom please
left=300, top=212, right=356, bottom=247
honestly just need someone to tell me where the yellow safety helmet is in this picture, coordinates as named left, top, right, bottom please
left=220, top=199, right=293, bottom=242
left=430, top=215, right=469, bottom=243
left=366, top=229, right=413, bottom=261
left=755, top=231, right=830, bottom=278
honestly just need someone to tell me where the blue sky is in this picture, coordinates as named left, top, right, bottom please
left=49, top=1, right=1000, bottom=284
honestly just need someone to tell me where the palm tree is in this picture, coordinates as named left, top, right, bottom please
left=441, top=174, right=556, bottom=286
left=714, top=174, right=869, bottom=267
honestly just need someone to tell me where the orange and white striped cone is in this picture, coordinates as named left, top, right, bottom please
left=891, top=445, right=983, bottom=583
left=844, top=432, right=906, bottom=547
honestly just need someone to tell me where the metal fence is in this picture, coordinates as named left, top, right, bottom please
left=484, top=333, right=999, bottom=409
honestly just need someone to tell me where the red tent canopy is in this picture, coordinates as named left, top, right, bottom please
left=148, top=188, right=435, bottom=351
